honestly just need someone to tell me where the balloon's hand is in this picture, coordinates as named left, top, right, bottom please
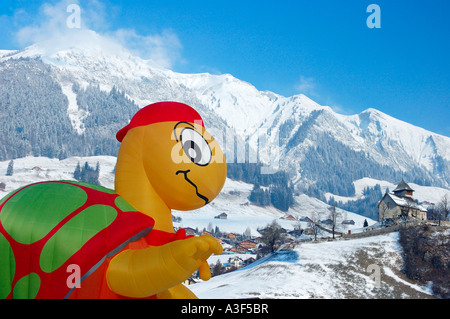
left=107, top=234, right=222, bottom=298
left=171, top=234, right=223, bottom=279
left=199, top=261, right=212, bottom=281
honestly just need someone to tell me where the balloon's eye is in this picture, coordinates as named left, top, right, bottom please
left=180, top=128, right=212, bottom=166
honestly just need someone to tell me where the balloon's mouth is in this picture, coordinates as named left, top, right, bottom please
left=175, top=170, right=210, bottom=205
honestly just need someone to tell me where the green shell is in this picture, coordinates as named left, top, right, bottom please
left=0, top=182, right=88, bottom=244
left=0, top=180, right=152, bottom=299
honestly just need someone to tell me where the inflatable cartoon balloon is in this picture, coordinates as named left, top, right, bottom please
left=0, top=101, right=227, bottom=299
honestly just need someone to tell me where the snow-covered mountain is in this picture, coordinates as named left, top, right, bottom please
left=263, top=98, right=450, bottom=192
left=1, top=30, right=449, bottom=197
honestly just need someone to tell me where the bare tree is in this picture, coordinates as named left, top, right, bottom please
left=400, top=199, right=418, bottom=226
left=293, top=221, right=303, bottom=237
left=308, top=212, right=321, bottom=241
left=405, top=199, right=419, bottom=219
left=328, top=205, right=341, bottom=239
left=437, top=194, right=450, bottom=226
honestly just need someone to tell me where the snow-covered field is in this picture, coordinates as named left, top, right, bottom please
left=0, top=156, right=117, bottom=194
left=191, top=233, right=434, bottom=299
left=173, top=179, right=375, bottom=237
left=0, top=156, right=376, bottom=238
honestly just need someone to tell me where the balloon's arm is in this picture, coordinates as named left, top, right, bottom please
left=106, top=235, right=222, bottom=298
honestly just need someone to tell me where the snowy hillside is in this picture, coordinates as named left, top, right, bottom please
left=172, top=179, right=375, bottom=237
left=0, top=156, right=117, bottom=194
left=0, top=156, right=374, bottom=236
left=191, top=233, right=434, bottom=299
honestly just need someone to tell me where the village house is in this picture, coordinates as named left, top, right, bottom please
left=215, top=238, right=224, bottom=245
left=218, top=256, right=249, bottom=272
left=184, top=227, right=197, bottom=236
left=227, top=233, right=238, bottom=241
left=238, top=240, right=257, bottom=249
left=377, top=179, right=427, bottom=221
left=229, top=256, right=243, bottom=269
left=183, top=276, right=199, bottom=286
left=228, top=246, right=248, bottom=254
left=236, top=240, right=257, bottom=253
left=283, top=214, right=297, bottom=221
left=321, top=219, right=333, bottom=225
left=299, top=216, right=312, bottom=222
left=215, top=213, right=228, bottom=219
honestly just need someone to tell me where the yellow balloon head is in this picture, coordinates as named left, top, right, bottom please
left=142, top=121, right=226, bottom=210
left=116, top=102, right=227, bottom=211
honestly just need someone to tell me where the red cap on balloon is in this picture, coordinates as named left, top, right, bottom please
left=116, top=101, right=205, bottom=142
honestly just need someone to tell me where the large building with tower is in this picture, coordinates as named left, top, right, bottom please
left=377, top=179, right=427, bottom=221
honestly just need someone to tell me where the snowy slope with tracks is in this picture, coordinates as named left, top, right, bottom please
left=191, top=233, right=434, bottom=299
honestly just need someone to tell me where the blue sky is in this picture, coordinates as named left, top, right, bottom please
left=1, top=0, right=449, bottom=136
